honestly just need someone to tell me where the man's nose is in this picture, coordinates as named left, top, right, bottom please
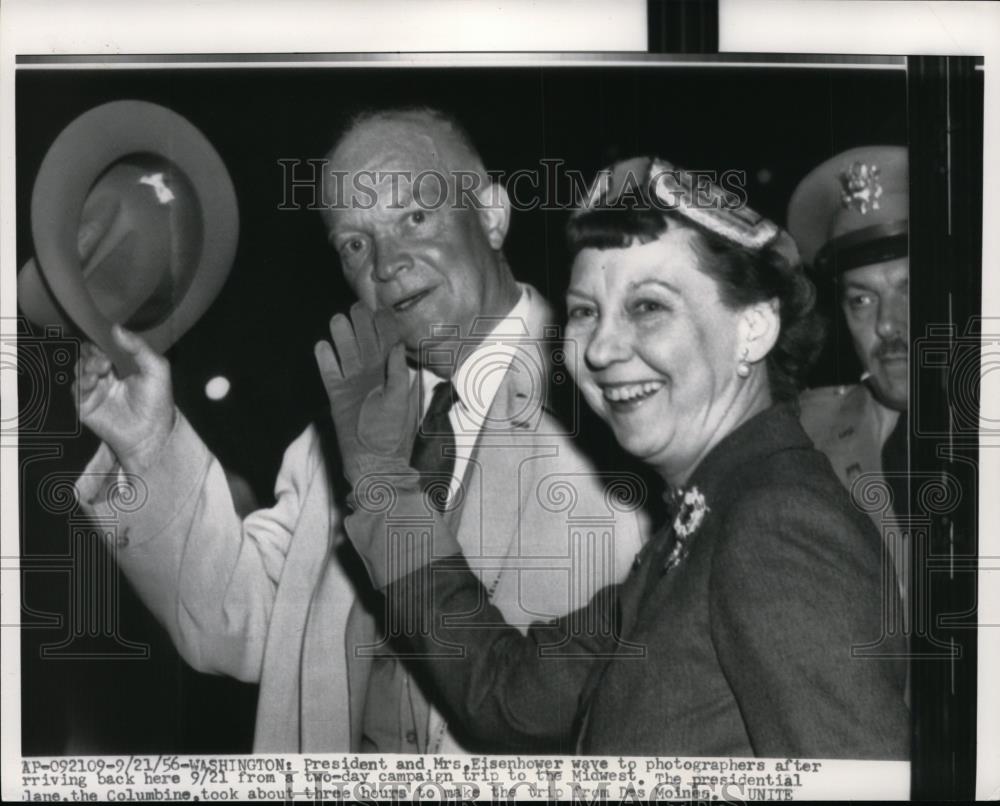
left=876, top=292, right=908, bottom=339
left=584, top=317, right=631, bottom=369
left=372, top=239, right=413, bottom=282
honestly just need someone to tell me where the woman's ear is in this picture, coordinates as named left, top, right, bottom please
left=740, top=298, right=781, bottom=364
left=475, top=179, right=511, bottom=250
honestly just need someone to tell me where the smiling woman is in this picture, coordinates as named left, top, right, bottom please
left=565, top=228, right=753, bottom=476
left=330, top=155, right=912, bottom=759
left=564, top=164, right=823, bottom=483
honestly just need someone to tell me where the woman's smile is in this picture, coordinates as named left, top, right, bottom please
left=599, top=380, right=666, bottom=408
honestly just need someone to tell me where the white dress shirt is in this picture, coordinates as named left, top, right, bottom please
left=414, top=284, right=534, bottom=504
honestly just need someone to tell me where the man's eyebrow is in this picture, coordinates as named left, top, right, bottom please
left=842, top=280, right=876, bottom=293
left=326, top=226, right=356, bottom=244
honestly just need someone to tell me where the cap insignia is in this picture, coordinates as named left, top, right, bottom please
left=839, top=161, right=882, bottom=215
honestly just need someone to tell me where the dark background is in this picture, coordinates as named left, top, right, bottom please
left=16, top=63, right=906, bottom=754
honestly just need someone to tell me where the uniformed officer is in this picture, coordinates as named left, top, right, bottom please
left=789, top=145, right=910, bottom=598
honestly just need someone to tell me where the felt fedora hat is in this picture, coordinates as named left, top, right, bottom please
left=18, top=100, right=239, bottom=376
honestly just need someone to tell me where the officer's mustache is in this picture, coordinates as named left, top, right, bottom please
left=874, top=336, right=909, bottom=362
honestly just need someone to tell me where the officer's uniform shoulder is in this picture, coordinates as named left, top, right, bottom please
left=798, top=384, right=868, bottom=446
left=799, top=383, right=861, bottom=413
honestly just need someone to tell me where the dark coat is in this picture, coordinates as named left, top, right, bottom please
left=375, top=403, right=910, bottom=759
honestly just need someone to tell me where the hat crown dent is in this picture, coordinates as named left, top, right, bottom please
left=70, top=157, right=205, bottom=331
left=28, top=155, right=207, bottom=333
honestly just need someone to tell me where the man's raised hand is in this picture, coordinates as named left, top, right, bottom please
left=314, top=302, right=415, bottom=486
left=73, top=324, right=176, bottom=475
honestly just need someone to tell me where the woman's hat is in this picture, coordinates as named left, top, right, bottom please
left=572, top=155, right=800, bottom=265
left=17, top=100, right=239, bottom=376
left=787, top=145, right=908, bottom=273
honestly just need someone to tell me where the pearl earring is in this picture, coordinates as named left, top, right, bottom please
left=737, top=347, right=751, bottom=378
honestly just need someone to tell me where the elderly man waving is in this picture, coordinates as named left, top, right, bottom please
left=73, top=107, right=645, bottom=754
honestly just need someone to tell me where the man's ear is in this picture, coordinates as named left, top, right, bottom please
left=474, top=179, right=511, bottom=250
left=740, top=298, right=781, bottom=364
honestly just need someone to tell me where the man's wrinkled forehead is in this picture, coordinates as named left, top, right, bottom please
left=325, top=119, right=459, bottom=209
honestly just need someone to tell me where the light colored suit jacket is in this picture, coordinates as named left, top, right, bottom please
left=75, top=286, right=646, bottom=752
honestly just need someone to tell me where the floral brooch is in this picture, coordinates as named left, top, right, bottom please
left=662, top=486, right=709, bottom=573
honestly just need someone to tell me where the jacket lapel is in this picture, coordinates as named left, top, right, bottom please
left=452, top=286, right=556, bottom=571
left=253, top=468, right=341, bottom=751
left=426, top=287, right=558, bottom=750
left=574, top=522, right=672, bottom=751
left=299, top=531, right=364, bottom=751
left=344, top=591, right=376, bottom=749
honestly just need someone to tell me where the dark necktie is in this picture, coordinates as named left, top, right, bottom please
left=409, top=380, right=457, bottom=512
left=881, top=410, right=910, bottom=520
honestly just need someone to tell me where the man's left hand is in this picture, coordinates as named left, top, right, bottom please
left=314, top=302, right=416, bottom=486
